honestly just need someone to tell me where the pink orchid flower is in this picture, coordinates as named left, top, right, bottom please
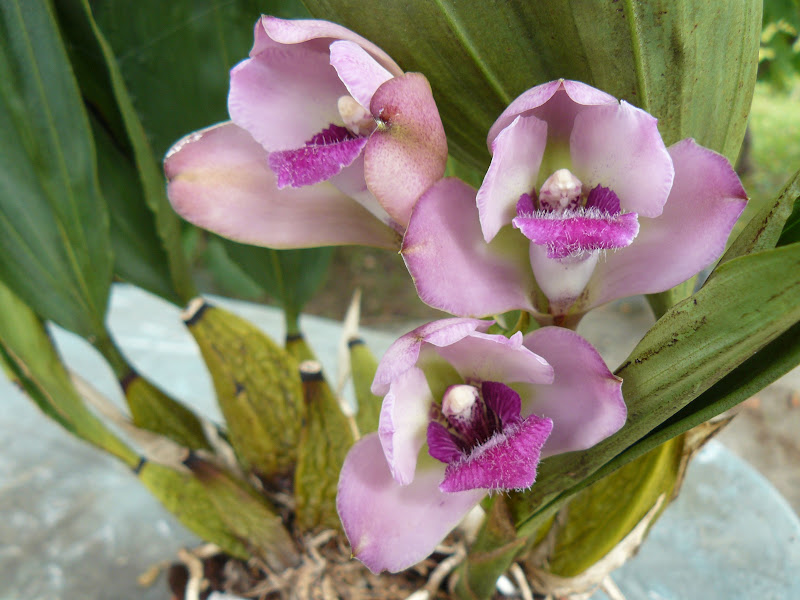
left=402, top=80, right=747, bottom=324
left=165, top=16, right=447, bottom=249
left=337, top=318, right=625, bottom=573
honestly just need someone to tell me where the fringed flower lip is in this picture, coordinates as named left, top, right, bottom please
left=336, top=319, right=626, bottom=574
left=165, top=16, right=448, bottom=250
left=402, top=80, right=747, bottom=323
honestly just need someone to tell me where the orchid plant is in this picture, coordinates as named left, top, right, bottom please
left=2, top=1, right=799, bottom=600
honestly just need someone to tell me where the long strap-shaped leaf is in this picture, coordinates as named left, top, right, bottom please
left=0, top=280, right=134, bottom=464
left=303, top=0, right=761, bottom=168
left=55, top=0, right=196, bottom=304
left=512, top=241, right=800, bottom=533
left=0, top=0, right=112, bottom=338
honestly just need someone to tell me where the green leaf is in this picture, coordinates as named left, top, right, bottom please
left=56, top=0, right=197, bottom=304
left=646, top=278, right=695, bottom=320
left=0, top=280, right=137, bottom=465
left=592, top=318, right=800, bottom=486
left=89, top=0, right=309, bottom=158
left=717, top=166, right=800, bottom=267
left=349, top=339, right=382, bottom=435
left=303, top=0, right=761, bottom=169
left=545, top=437, right=683, bottom=577
left=183, top=300, right=306, bottom=479
left=504, top=318, right=800, bottom=566
left=777, top=188, right=800, bottom=247
left=512, top=241, right=800, bottom=535
left=455, top=497, right=527, bottom=600
left=221, top=239, right=333, bottom=333
left=90, top=113, right=183, bottom=302
left=205, top=236, right=266, bottom=301
left=0, top=0, right=113, bottom=338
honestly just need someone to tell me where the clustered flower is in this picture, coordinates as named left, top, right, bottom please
left=165, top=16, right=747, bottom=574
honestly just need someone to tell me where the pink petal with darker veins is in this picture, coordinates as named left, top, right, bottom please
left=439, top=414, right=553, bottom=493
left=517, top=193, right=536, bottom=215
left=585, top=185, right=622, bottom=213
left=427, top=422, right=465, bottom=464
left=481, top=381, right=522, bottom=425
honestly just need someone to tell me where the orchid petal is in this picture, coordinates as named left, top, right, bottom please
left=371, top=318, right=490, bottom=395
left=439, top=414, right=553, bottom=492
left=435, top=331, right=554, bottom=386
left=522, top=327, right=626, bottom=457
left=337, top=434, right=484, bottom=574
left=584, top=138, right=747, bottom=310
left=517, top=193, right=535, bottom=214
left=570, top=101, right=674, bottom=218
left=482, top=381, right=522, bottom=425
left=365, top=73, right=448, bottom=228
left=164, top=122, right=398, bottom=249
left=477, top=115, right=547, bottom=241
left=268, top=125, right=368, bottom=188
left=329, top=40, right=393, bottom=109
left=529, top=244, right=599, bottom=314
left=228, top=44, right=344, bottom=152
left=427, top=422, right=465, bottom=464
left=328, top=155, right=395, bottom=227
left=378, top=367, right=434, bottom=484
left=488, top=80, right=616, bottom=147
left=585, top=185, right=622, bottom=213
left=260, top=16, right=403, bottom=75
left=402, top=178, right=536, bottom=317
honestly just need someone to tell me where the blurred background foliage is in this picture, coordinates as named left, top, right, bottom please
left=759, top=0, right=800, bottom=92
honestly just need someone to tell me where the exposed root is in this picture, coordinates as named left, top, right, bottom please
left=599, top=575, right=626, bottom=600
left=162, top=532, right=602, bottom=600
left=509, top=564, right=533, bottom=600
left=177, top=547, right=207, bottom=600
left=164, top=531, right=484, bottom=600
